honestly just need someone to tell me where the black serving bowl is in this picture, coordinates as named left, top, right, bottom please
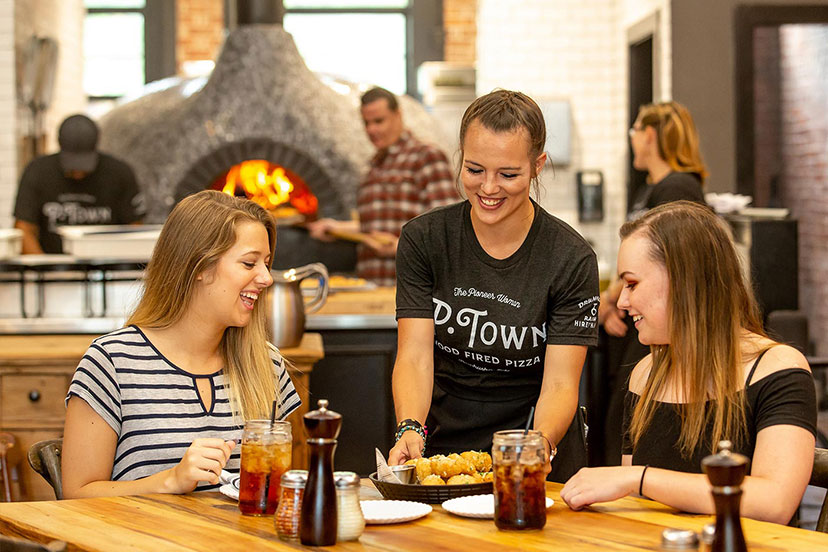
left=368, top=472, right=492, bottom=504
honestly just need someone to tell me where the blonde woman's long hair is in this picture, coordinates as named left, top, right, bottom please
left=637, top=101, right=709, bottom=186
left=620, top=201, right=766, bottom=457
left=128, top=190, right=278, bottom=422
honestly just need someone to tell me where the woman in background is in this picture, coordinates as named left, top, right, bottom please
left=598, top=100, right=709, bottom=464
left=562, top=201, right=815, bottom=523
left=389, top=90, right=599, bottom=481
left=62, top=190, right=300, bottom=498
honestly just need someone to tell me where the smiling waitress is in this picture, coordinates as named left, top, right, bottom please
left=388, top=90, right=599, bottom=480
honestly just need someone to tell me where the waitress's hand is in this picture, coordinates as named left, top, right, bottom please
left=165, top=438, right=236, bottom=494
left=388, top=431, right=424, bottom=465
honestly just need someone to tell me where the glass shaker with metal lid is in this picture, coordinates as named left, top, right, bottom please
left=334, top=471, right=365, bottom=541
left=660, top=528, right=699, bottom=550
left=275, top=470, right=307, bottom=541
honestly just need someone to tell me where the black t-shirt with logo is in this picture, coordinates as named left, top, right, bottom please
left=13, top=153, right=145, bottom=253
left=396, top=200, right=599, bottom=452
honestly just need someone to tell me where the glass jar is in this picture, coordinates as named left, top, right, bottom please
left=492, top=430, right=548, bottom=530
left=334, top=471, right=365, bottom=541
left=238, top=419, right=292, bottom=515
left=274, top=470, right=308, bottom=541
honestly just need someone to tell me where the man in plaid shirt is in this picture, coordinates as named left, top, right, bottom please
left=310, top=87, right=460, bottom=286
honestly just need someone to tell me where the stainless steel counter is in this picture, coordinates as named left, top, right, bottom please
left=0, top=312, right=397, bottom=334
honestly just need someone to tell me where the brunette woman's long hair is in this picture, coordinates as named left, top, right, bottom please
left=637, top=101, right=709, bottom=186
left=621, top=201, right=767, bottom=457
left=127, top=190, right=279, bottom=422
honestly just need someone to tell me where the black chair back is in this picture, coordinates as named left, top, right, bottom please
left=811, top=447, right=828, bottom=533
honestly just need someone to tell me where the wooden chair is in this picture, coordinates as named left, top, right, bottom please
left=27, top=438, right=63, bottom=500
left=0, top=535, right=66, bottom=551
left=811, top=447, right=828, bottom=533
left=1, top=432, right=26, bottom=502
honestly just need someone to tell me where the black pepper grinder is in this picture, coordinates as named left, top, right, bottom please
left=701, top=440, right=749, bottom=552
left=300, top=399, right=342, bottom=546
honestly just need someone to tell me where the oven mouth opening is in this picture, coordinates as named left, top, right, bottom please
left=210, top=159, right=319, bottom=222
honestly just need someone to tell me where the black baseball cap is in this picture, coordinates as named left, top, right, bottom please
left=58, top=114, right=99, bottom=173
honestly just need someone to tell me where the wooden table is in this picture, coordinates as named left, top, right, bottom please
left=0, top=333, right=324, bottom=500
left=1, top=482, right=826, bottom=551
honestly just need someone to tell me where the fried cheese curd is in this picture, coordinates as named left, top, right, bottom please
left=405, top=451, right=493, bottom=485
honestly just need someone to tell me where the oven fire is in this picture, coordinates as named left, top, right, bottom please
left=212, top=159, right=319, bottom=218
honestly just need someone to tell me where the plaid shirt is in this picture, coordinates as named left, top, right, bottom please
left=357, top=130, right=460, bottom=286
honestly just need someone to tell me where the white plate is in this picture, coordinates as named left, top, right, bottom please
left=442, top=494, right=554, bottom=519
left=360, top=500, right=432, bottom=524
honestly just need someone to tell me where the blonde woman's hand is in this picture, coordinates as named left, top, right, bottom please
left=598, top=282, right=628, bottom=337
left=560, top=466, right=640, bottom=510
left=388, top=431, right=424, bottom=466
left=165, top=438, right=236, bottom=494
left=601, top=304, right=628, bottom=337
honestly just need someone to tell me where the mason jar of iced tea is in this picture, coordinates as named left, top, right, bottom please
left=492, top=430, right=547, bottom=530
left=238, top=419, right=292, bottom=515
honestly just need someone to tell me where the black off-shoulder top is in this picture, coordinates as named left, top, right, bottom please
left=622, top=351, right=817, bottom=473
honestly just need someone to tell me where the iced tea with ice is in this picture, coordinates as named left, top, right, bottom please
left=492, top=430, right=548, bottom=530
left=238, top=420, right=292, bottom=515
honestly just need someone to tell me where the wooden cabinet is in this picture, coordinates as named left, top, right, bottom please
left=0, top=334, right=323, bottom=501
left=0, top=336, right=89, bottom=501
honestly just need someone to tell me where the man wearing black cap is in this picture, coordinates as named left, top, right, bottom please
left=13, top=114, right=145, bottom=254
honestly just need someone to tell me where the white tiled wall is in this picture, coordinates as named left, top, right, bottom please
left=0, top=0, right=15, bottom=229
left=476, top=0, right=669, bottom=276
left=0, top=0, right=85, bottom=229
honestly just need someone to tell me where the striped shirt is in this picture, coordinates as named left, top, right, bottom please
left=66, top=325, right=300, bottom=491
left=357, top=130, right=460, bottom=286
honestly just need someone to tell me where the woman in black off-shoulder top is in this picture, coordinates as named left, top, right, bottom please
left=561, top=201, right=816, bottom=524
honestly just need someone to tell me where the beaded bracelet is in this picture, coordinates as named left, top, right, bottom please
left=394, top=419, right=427, bottom=443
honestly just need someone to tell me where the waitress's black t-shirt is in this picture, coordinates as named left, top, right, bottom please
left=396, top=200, right=599, bottom=404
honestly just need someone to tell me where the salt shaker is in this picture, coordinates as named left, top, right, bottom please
left=660, top=528, right=699, bottom=550
left=700, top=523, right=715, bottom=552
left=701, top=440, right=749, bottom=552
left=300, top=399, right=342, bottom=546
left=274, top=470, right=307, bottom=541
left=334, top=471, right=365, bottom=541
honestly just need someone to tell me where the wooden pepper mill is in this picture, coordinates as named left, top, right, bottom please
left=300, top=399, right=342, bottom=546
left=701, top=440, right=749, bottom=552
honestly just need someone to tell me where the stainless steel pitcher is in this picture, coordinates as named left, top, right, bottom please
left=269, top=263, right=329, bottom=348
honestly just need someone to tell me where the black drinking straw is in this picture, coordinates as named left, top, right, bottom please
left=524, top=406, right=535, bottom=435
left=259, top=399, right=279, bottom=512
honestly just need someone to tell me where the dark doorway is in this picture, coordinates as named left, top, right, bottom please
left=627, top=36, right=653, bottom=213
left=734, top=5, right=828, bottom=199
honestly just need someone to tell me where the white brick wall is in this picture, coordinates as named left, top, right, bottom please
left=0, top=0, right=15, bottom=228
left=476, top=0, right=669, bottom=275
left=1, top=0, right=86, bottom=229
left=477, top=0, right=665, bottom=276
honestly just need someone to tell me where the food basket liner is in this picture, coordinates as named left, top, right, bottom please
left=369, top=472, right=492, bottom=504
